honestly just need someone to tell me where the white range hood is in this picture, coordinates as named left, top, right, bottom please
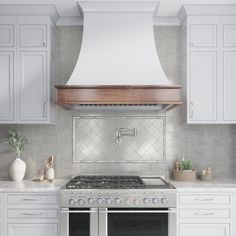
left=67, top=0, right=170, bottom=86
left=56, top=0, right=181, bottom=110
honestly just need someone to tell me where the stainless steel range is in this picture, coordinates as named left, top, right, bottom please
left=60, top=175, right=176, bottom=236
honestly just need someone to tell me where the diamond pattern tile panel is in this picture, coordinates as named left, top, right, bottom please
left=73, top=116, right=166, bottom=163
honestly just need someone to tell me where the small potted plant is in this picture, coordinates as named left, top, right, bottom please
left=181, top=159, right=193, bottom=172
left=4, top=130, right=28, bottom=181
left=173, top=155, right=196, bottom=181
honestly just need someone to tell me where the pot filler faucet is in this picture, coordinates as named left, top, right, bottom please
left=116, top=128, right=137, bottom=147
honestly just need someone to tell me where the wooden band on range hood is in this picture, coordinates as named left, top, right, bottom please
left=55, top=85, right=182, bottom=110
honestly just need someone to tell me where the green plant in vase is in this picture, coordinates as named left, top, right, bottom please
left=4, top=130, right=29, bottom=181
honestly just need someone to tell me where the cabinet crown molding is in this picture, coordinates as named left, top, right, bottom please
left=0, top=5, right=59, bottom=24
left=178, top=4, right=236, bottom=24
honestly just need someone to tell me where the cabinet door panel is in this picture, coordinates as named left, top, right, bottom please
left=179, top=223, right=229, bottom=236
left=189, top=52, right=217, bottom=122
left=223, top=25, right=236, bottom=47
left=19, top=51, right=47, bottom=121
left=0, top=52, right=14, bottom=121
left=0, top=25, right=14, bottom=47
left=20, top=25, right=47, bottom=47
left=222, top=52, right=236, bottom=121
left=190, top=25, right=217, bottom=47
left=8, top=224, right=57, bottom=236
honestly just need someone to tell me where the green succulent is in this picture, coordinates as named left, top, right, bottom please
left=181, top=159, right=192, bottom=170
left=3, top=130, right=28, bottom=157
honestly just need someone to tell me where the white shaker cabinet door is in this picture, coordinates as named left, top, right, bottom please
left=179, top=223, right=229, bottom=236
left=8, top=224, right=57, bottom=236
left=222, top=52, right=236, bottom=122
left=19, top=24, right=47, bottom=48
left=0, top=24, right=14, bottom=47
left=190, top=24, right=218, bottom=47
left=189, top=51, right=218, bottom=122
left=19, top=51, right=47, bottom=121
left=0, top=52, right=14, bottom=121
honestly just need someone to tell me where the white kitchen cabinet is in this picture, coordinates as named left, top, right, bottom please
left=222, top=52, right=236, bottom=121
left=190, top=25, right=218, bottom=47
left=4, top=192, right=59, bottom=236
left=0, top=24, right=14, bottom=47
left=178, top=6, right=236, bottom=123
left=19, top=24, right=47, bottom=48
left=0, top=9, right=57, bottom=124
left=189, top=51, right=218, bottom=122
left=0, top=52, right=14, bottom=122
left=19, top=51, right=47, bottom=121
left=223, top=22, right=236, bottom=47
left=177, top=192, right=233, bottom=236
left=221, top=16, right=236, bottom=122
left=8, top=223, right=57, bottom=236
left=179, top=223, right=229, bottom=236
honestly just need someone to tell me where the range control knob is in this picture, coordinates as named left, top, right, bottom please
left=106, top=198, right=113, bottom=204
left=114, top=198, right=122, bottom=205
left=78, top=198, right=85, bottom=206
left=161, top=198, right=168, bottom=205
left=125, top=198, right=132, bottom=205
left=143, top=198, right=150, bottom=205
left=88, top=198, right=95, bottom=204
left=134, top=199, right=140, bottom=205
left=152, top=198, right=159, bottom=205
left=69, top=198, right=76, bottom=206
left=97, top=198, right=104, bottom=204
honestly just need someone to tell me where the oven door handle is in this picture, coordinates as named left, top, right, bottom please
left=99, top=208, right=176, bottom=214
left=60, top=209, right=98, bottom=213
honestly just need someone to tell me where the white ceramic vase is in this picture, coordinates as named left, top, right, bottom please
left=9, top=157, right=26, bottom=181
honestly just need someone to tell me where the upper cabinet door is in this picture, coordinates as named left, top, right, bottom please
left=19, top=25, right=47, bottom=48
left=19, top=51, right=47, bottom=121
left=0, top=25, right=14, bottom=47
left=222, top=52, right=236, bottom=122
left=0, top=52, right=14, bottom=121
left=223, top=25, right=236, bottom=47
left=190, top=25, right=218, bottom=47
left=222, top=16, right=236, bottom=48
left=189, top=51, right=217, bottom=122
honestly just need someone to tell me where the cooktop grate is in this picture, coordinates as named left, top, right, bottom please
left=65, top=175, right=145, bottom=189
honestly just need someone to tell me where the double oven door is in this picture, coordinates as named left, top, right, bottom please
left=60, top=208, right=176, bottom=236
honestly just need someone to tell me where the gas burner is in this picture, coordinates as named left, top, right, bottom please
left=65, top=175, right=145, bottom=189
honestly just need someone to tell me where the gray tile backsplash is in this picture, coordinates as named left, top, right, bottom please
left=0, top=26, right=236, bottom=179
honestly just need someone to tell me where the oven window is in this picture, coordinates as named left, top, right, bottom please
left=69, top=209, right=90, bottom=236
left=108, top=209, right=168, bottom=236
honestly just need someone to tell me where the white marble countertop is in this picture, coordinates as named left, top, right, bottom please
left=169, top=178, right=236, bottom=192
left=0, top=177, right=235, bottom=192
left=0, top=179, right=68, bottom=192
